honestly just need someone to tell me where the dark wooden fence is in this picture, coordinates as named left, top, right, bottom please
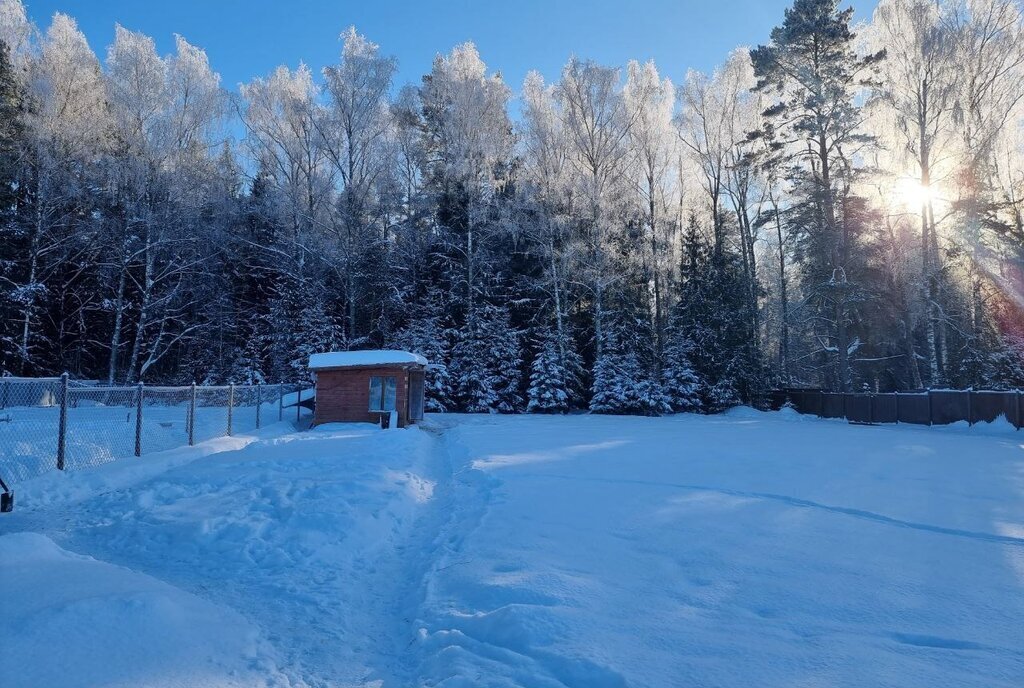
left=767, top=388, right=1024, bottom=429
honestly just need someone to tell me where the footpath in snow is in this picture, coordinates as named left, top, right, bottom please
left=3, top=410, right=1024, bottom=687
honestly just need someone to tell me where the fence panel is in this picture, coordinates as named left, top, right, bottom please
left=821, top=393, right=845, bottom=419
left=970, top=391, right=1015, bottom=425
left=0, top=379, right=61, bottom=482
left=63, top=386, right=138, bottom=470
left=775, top=388, right=1024, bottom=429
left=0, top=378, right=302, bottom=486
left=142, top=387, right=192, bottom=455
left=229, top=385, right=278, bottom=435
left=895, top=393, right=930, bottom=425
left=192, top=386, right=231, bottom=444
left=872, top=394, right=898, bottom=424
left=930, top=391, right=969, bottom=426
left=845, top=394, right=872, bottom=423
left=790, top=391, right=818, bottom=415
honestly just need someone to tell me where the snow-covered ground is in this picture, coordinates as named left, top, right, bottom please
left=3, top=410, right=1024, bottom=687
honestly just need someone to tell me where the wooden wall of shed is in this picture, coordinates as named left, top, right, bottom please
left=313, top=366, right=412, bottom=427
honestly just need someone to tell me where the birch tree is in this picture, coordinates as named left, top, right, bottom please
left=321, top=27, right=396, bottom=339
left=624, top=60, right=676, bottom=363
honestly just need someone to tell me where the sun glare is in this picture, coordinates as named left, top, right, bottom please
left=895, top=178, right=935, bottom=212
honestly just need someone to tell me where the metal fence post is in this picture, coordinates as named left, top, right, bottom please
left=296, top=386, right=302, bottom=422
left=189, top=382, right=197, bottom=446
left=256, top=383, right=262, bottom=429
left=227, top=383, right=235, bottom=437
left=134, top=381, right=144, bottom=457
left=278, top=384, right=284, bottom=422
left=56, top=372, right=68, bottom=470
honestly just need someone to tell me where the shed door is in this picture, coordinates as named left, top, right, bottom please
left=408, top=371, right=425, bottom=421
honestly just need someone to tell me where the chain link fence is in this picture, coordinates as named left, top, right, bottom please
left=0, top=376, right=308, bottom=484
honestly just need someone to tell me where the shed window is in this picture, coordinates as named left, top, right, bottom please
left=369, top=376, right=397, bottom=412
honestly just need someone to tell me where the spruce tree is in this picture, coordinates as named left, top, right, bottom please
left=673, top=214, right=765, bottom=412
left=590, top=322, right=671, bottom=416
left=391, top=288, right=454, bottom=412
left=450, top=304, right=523, bottom=413
left=661, top=326, right=702, bottom=413
left=527, top=330, right=570, bottom=413
left=268, top=276, right=346, bottom=382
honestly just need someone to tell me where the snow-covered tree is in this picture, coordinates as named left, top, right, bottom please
left=590, top=322, right=671, bottom=416
left=450, top=304, right=522, bottom=413
left=527, top=327, right=584, bottom=414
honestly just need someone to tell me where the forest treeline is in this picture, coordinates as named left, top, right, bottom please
left=3, top=0, right=1024, bottom=414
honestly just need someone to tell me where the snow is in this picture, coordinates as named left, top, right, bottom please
left=1, top=532, right=287, bottom=688
left=278, top=387, right=314, bottom=408
left=3, top=410, right=1024, bottom=686
left=308, top=349, right=428, bottom=369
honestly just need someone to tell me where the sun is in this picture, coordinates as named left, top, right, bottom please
left=894, top=178, right=935, bottom=212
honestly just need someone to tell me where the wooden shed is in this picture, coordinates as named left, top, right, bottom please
left=308, top=351, right=428, bottom=428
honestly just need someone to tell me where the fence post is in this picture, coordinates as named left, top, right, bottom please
left=256, top=383, right=262, bottom=429
left=56, top=372, right=68, bottom=470
left=189, top=383, right=197, bottom=446
left=927, top=389, right=934, bottom=427
left=227, top=383, right=235, bottom=437
left=296, top=386, right=302, bottom=422
left=134, top=381, right=144, bottom=457
left=278, top=384, right=283, bottom=422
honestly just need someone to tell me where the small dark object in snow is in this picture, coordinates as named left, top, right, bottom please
left=0, top=476, right=13, bottom=513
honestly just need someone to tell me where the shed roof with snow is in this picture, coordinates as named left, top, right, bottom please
left=308, top=350, right=428, bottom=428
left=308, top=350, right=428, bottom=370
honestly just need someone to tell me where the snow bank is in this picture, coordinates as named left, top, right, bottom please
left=11, top=420, right=299, bottom=511
left=0, top=532, right=287, bottom=688
left=308, top=349, right=427, bottom=369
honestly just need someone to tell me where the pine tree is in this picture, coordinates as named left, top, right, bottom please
left=751, top=0, right=883, bottom=392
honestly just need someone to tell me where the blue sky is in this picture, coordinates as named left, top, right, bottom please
left=21, top=0, right=880, bottom=94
